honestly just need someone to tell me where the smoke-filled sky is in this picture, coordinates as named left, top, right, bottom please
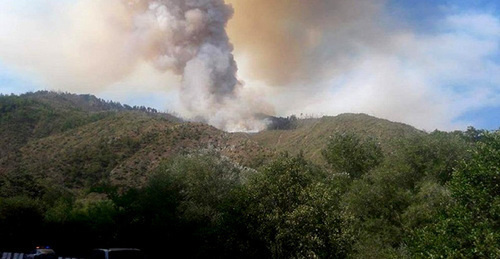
left=0, top=0, right=499, bottom=131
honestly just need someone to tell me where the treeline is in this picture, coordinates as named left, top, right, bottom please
left=0, top=91, right=160, bottom=113
left=0, top=128, right=498, bottom=258
left=265, top=115, right=298, bottom=130
left=0, top=92, right=173, bottom=166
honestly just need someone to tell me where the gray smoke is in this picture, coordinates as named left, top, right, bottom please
left=124, top=0, right=267, bottom=131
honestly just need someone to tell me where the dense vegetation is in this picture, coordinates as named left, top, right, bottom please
left=0, top=92, right=498, bottom=258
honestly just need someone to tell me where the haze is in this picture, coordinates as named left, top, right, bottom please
left=0, top=0, right=499, bottom=131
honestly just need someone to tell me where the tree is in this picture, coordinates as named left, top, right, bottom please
left=322, top=132, right=383, bottom=178
left=114, top=153, right=250, bottom=258
left=394, top=131, right=469, bottom=185
left=409, top=131, right=500, bottom=258
left=342, top=167, right=414, bottom=258
left=245, top=154, right=353, bottom=258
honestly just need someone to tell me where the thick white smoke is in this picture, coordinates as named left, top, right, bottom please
left=123, top=0, right=268, bottom=131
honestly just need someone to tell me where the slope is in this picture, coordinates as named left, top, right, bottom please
left=0, top=91, right=273, bottom=190
left=250, top=113, right=425, bottom=163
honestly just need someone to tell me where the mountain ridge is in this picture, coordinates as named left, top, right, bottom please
left=1, top=91, right=425, bottom=189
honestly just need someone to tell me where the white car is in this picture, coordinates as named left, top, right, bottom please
left=24, top=247, right=57, bottom=259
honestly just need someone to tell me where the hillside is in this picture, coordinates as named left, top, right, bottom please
left=0, top=91, right=430, bottom=189
left=0, top=91, right=434, bottom=189
left=1, top=91, right=497, bottom=258
left=0, top=91, right=272, bottom=189
left=250, top=113, right=424, bottom=163
left=0, top=91, right=171, bottom=159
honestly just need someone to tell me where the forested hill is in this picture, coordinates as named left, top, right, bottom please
left=0, top=91, right=425, bottom=188
left=0, top=91, right=271, bottom=187
left=0, top=91, right=498, bottom=258
left=0, top=91, right=176, bottom=158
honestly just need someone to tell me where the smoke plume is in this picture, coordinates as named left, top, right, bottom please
left=0, top=0, right=272, bottom=131
left=0, top=1, right=498, bottom=130
left=123, top=0, right=270, bottom=131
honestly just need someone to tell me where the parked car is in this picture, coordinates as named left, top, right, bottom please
left=24, top=247, right=57, bottom=259
left=89, top=248, right=144, bottom=259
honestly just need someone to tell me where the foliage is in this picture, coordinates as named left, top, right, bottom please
left=245, top=154, right=354, bottom=258
left=0, top=92, right=498, bottom=258
left=408, top=131, right=500, bottom=258
left=0, top=169, right=44, bottom=198
left=157, top=153, right=244, bottom=223
left=265, top=115, right=298, bottom=130
left=322, top=132, right=383, bottom=178
left=394, top=131, right=469, bottom=184
left=342, top=167, right=413, bottom=258
left=112, top=153, right=252, bottom=258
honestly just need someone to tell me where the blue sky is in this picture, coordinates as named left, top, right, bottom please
left=387, top=0, right=500, bottom=22
left=0, top=61, right=42, bottom=95
left=384, top=0, right=500, bottom=130
left=0, top=0, right=498, bottom=131
left=456, top=106, right=500, bottom=130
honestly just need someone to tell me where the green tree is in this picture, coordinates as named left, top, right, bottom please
left=409, top=131, right=500, bottom=258
left=156, top=153, right=245, bottom=224
left=245, top=154, right=353, bottom=258
left=341, top=131, right=468, bottom=258
left=342, top=167, right=413, bottom=258
left=394, top=131, right=469, bottom=185
left=322, top=132, right=383, bottom=178
left=113, top=153, right=250, bottom=258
